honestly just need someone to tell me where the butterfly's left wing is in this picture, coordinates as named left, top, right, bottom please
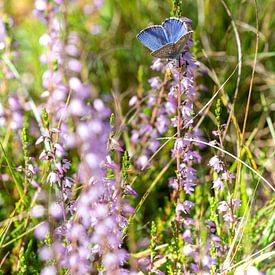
left=137, top=26, right=168, bottom=51
left=162, top=17, right=188, bottom=43
left=151, top=43, right=177, bottom=59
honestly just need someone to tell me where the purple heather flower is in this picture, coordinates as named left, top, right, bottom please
left=191, top=263, right=199, bottom=273
left=183, top=244, right=195, bottom=256
left=39, top=150, right=48, bottom=160
left=182, top=229, right=193, bottom=243
left=105, top=155, right=119, bottom=170
left=30, top=205, right=45, bottom=218
left=233, top=198, right=241, bottom=208
left=174, top=138, right=185, bottom=154
left=125, top=185, right=138, bottom=197
left=69, top=97, right=87, bottom=114
left=151, top=58, right=164, bottom=71
left=181, top=101, right=193, bottom=121
left=205, top=221, right=217, bottom=233
left=110, top=138, right=124, bottom=152
left=245, top=266, right=263, bottom=275
left=35, top=135, right=45, bottom=145
left=136, top=155, right=149, bottom=169
left=47, top=172, right=60, bottom=184
left=39, top=33, right=52, bottom=46
left=156, top=115, right=169, bottom=134
left=202, top=255, right=217, bottom=269
left=102, top=250, right=128, bottom=271
left=223, top=213, right=234, bottom=223
left=176, top=200, right=195, bottom=215
left=68, top=59, right=82, bottom=72
left=41, top=266, right=56, bottom=275
left=35, top=0, right=47, bottom=11
left=34, top=222, right=49, bottom=240
left=149, top=77, right=162, bottom=90
left=94, top=98, right=110, bottom=116
left=129, top=96, right=137, bottom=107
left=212, top=177, right=224, bottom=190
left=66, top=44, right=79, bottom=56
left=122, top=203, right=135, bottom=215
left=0, top=18, right=6, bottom=49
left=209, top=155, right=223, bottom=173
left=69, top=77, right=83, bottom=92
left=184, top=218, right=195, bottom=228
left=222, top=171, right=235, bottom=184
left=148, top=139, right=160, bottom=152
left=218, top=201, right=229, bottom=213
left=49, top=202, right=63, bottom=219
left=28, top=164, right=40, bottom=175
left=130, top=130, right=139, bottom=144
left=38, top=246, right=53, bottom=261
left=183, top=179, right=196, bottom=195
left=31, top=179, right=40, bottom=188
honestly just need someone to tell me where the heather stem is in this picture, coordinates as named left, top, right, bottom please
left=176, top=58, right=182, bottom=198
left=173, top=57, right=182, bottom=275
left=149, top=75, right=168, bottom=125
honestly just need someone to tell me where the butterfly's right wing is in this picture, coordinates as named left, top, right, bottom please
left=137, top=26, right=168, bottom=51
left=151, top=43, right=177, bottom=59
left=162, top=17, right=188, bottom=43
left=174, top=31, right=193, bottom=53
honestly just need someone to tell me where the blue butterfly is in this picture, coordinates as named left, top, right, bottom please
left=137, top=17, right=193, bottom=59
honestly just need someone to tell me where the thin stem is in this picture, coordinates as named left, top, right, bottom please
left=173, top=58, right=182, bottom=275
left=177, top=59, right=181, bottom=189
left=241, top=0, right=259, bottom=145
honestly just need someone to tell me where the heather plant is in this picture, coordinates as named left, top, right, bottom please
left=0, top=0, right=274, bottom=275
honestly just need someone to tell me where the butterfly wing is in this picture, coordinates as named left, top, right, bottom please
left=151, top=31, right=193, bottom=59
left=151, top=43, right=177, bottom=59
left=137, top=26, right=168, bottom=51
left=174, top=31, right=193, bottom=54
left=162, top=17, right=188, bottom=43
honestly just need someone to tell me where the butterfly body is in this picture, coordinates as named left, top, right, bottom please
left=137, top=17, right=193, bottom=59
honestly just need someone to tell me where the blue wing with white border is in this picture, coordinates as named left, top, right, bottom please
left=162, top=17, right=188, bottom=43
left=137, top=26, right=168, bottom=51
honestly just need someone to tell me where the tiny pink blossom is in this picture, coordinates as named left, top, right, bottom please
left=209, top=155, right=223, bottom=173
left=212, top=178, right=224, bottom=190
left=176, top=200, right=195, bottom=216
left=218, top=201, right=228, bottom=213
left=47, top=172, right=60, bottom=184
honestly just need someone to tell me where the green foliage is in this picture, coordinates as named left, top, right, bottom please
left=19, top=240, right=40, bottom=275
left=122, top=150, right=130, bottom=181
left=172, top=0, right=183, bottom=17
left=42, top=108, right=50, bottom=129
left=215, top=98, right=222, bottom=129
left=150, top=221, right=157, bottom=266
left=109, top=113, right=115, bottom=130
left=22, top=127, right=29, bottom=161
left=166, top=220, right=184, bottom=275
